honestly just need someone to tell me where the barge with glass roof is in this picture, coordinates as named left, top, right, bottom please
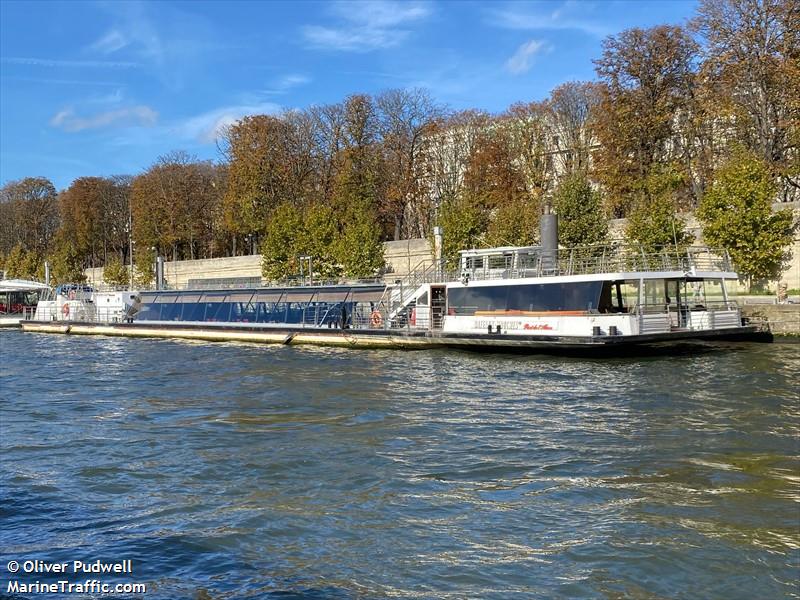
left=21, top=240, right=770, bottom=354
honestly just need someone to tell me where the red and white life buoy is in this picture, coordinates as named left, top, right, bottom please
left=370, top=310, right=383, bottom=328
left=410, top=307, right=416, bottom=326
left=61, top=303, right=70, bottom=318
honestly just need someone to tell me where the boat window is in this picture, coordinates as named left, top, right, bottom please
left=349, top=289, right=385, bottom=303
left=643, top=279, right=666, bottom=308
left=254, top=291, right=284, bottom=303
left=227, top=292, right=256, bottom=303
left=417, top=291, right=428, bottom=306
left=448, top=281, right=603, bottom=315
left=154, top=294, right=180, bottom=304
left=283, top=290, right=315, bottom=303
left=315, top=290, right=350, bottom=302
left=698, top=279, right=727, bottom=306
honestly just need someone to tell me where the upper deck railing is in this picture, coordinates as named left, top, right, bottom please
left=448, top=245, right=734, bottom=284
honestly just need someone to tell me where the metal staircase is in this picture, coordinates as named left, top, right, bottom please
left=378, top=260, right=441, bottom=328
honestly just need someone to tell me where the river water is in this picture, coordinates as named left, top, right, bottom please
left=1, top=330, right=798, bottom=599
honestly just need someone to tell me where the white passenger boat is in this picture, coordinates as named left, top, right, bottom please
left=0, top=279, right=50, bottom=327
left=21, top=237, right=770, bottom=353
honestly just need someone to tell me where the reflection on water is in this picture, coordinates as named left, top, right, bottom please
left=1, top=331, right=798, bottom=599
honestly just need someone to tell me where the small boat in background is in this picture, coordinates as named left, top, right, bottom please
left=0, top=278, right=50, bottom=327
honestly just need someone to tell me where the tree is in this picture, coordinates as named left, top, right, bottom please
left=485, top=197, right=540, bottom=248
left=625, top=165, right=695, bottom=251
left=461, top=125, right=528, bottom=218
left=3, top=244, right=28, bottom=279
left=222, top=114, right=317, bottom=245
left=0, top=177, right=59, bottom=257
left=58, top=177, right=109, bottom=267
left=693, top=0, right=799, bottom=178
left=49, top=239, right=86, bottom=285
left=552, top=173, right=608, bottom=247
left=592, top=25, right=700, bottom=216
left=504, top=102, right=554, bottom=200
left=131, top=152, right=223, bottom=262
left=421, top=110, right=491, bottom=224
left=698, top=150, right=796, bottom=286
left=377, top=88, right=442, bottom=239
left=547, top=82, right=600, bottom=176
left=302, top=202, right=342, bottom=279
left=103, top=256, right=129, bottom=286
left=437, top=195, right=487, bottom=269
left=260, top=202, right=304, bottom=281
left=335, top=202, right=385, bottom=279
left=133, top=247, right=155, bottom=287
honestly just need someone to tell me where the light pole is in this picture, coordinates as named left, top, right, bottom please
left=127, top=206, right=134, bottom=289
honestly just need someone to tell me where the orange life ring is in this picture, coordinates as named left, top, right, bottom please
left=61, top=303, right=70, bottom=317
left=370, top=310, right=383, bottom=328
left=410, top=307, right=416, bottom=326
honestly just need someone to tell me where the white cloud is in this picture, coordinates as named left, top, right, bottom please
left=50, top=105, right=158, bottom=132
left=89, top=29, right=130, bottom=54
left=303, top=0, right=431, bottom=51
left=505, top=40, right=549, bottom=74
left=489, top=2, right=609, bottom=38
left=261, top=74, right=311, bottom=95
left=176, top=103, right=282, bottom=143
left=2, top=57, right=139, bottom=69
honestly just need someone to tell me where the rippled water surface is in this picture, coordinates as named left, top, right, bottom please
left=1, top=330, right=798, bottom=599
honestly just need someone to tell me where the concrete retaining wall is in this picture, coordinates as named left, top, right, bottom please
left=85, top=238, right=434, bottom=288
left=741, top=304, right=800, bottom=336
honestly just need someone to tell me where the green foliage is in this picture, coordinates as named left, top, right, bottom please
left=625, top=166, right=694, bottom=251
left=485, top=196, right=540, bottom=248
left=698, top=151, right=797, bottom=285
left=103, top=256, right=130, bottom=286
left=335, top=204, right=385, bottom=279
left=2, top=244, right=43, bottom=280
left=261, top=202, right=304, bottom=281
left=49, top=242, right=86, bottom=285
left=133, top=248, right=155, bottom=287
left=438, top=195, right=487, bottom=269
left=3, top=245, right=26, bottom=278
left=552, top=173, right=608, bottom=247
left=301, top=203, right=342, bottom=279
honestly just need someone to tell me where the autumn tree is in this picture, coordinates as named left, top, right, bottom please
left=462, top=126, right=528, bottom=212
left=421, top=110, right=490, bottom=222
left=693, top=0, right=799, bottom=196
left=377, top=88, right=442, bottom=239
left=0, top=177, right=59, bottom=257
left=547, top=82, right=600, bottom=176
left=504, top=102, right=554, bottom=200
left=698, top=150, right=796, bottom=286
left=131, top=152, right=224, bottom=261
left=592, top=25, right=700, bottom=216
left=58, top=177, right=108, bottom=267
left=222, top=113, right=317, bottom=249
left=552, top=173, right=608, bottom=247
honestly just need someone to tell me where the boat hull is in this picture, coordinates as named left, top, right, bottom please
left=20, top=320, right=771, bottom=355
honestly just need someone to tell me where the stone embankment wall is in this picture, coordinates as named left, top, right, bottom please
left=84, top=238, right=434, bottom=289
left=741, top=305, right=800, bottom=336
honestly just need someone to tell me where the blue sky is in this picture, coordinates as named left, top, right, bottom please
left=0, top=0, right=697, bottom=190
